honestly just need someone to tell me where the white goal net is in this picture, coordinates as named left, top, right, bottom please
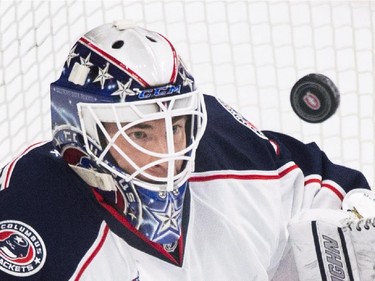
left=1, top=0, right=374, bottom=186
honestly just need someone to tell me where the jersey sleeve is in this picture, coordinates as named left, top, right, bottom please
left=263, top=130, right=371, bottom=209
left=0, top=142, right=145, bottom=281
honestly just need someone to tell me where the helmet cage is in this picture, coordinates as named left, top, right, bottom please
left=78, top=90, right=206, bottom=191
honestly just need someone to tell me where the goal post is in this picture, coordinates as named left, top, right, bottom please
left=0, top=0, right=374, bottom=186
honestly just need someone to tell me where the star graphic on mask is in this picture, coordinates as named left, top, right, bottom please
left=150, top=201, right=182, bottom=236
left=111, top=78, right=136, bottom=101
left=66, top=44, right=79, bottom=67
left=93, top=62, right=113, bottom=89
left=179, top=69, right=194, bottom=90
left=53, top=136, right=62, bottom=148
left=80, top=53, right=93, bottom=68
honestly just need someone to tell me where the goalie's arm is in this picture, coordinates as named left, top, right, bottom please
left=263, top=130, right=371, bottom=208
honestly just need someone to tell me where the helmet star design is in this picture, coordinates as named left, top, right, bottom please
left=50, top=21, right=207, bottom=193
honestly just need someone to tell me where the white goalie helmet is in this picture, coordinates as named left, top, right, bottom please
left=51, top=21, right=207, bottom=192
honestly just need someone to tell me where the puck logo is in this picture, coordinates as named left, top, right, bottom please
left=303, top=92, right=321, bottom=110
left=0, top=220, right=46, bottom=277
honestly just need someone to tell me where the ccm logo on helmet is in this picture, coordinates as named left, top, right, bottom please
left=136, top=84, right=181, bottom=99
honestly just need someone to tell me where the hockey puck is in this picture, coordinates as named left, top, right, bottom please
left=290, top=73, right=340, bottom=123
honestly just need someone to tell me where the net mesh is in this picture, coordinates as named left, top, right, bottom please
left=1, top=0, right=374, bottom=185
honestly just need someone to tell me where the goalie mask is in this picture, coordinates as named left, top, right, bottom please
left=50, top=21, right=207, bottom=194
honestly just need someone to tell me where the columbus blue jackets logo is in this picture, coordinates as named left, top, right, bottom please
left=0, top=220, right=46, bottom=276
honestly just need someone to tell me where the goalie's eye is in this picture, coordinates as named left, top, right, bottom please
left=129, top=130, right=147, bottom=140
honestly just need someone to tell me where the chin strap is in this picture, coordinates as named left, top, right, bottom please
left=69, top=164, right=117, bottom=191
